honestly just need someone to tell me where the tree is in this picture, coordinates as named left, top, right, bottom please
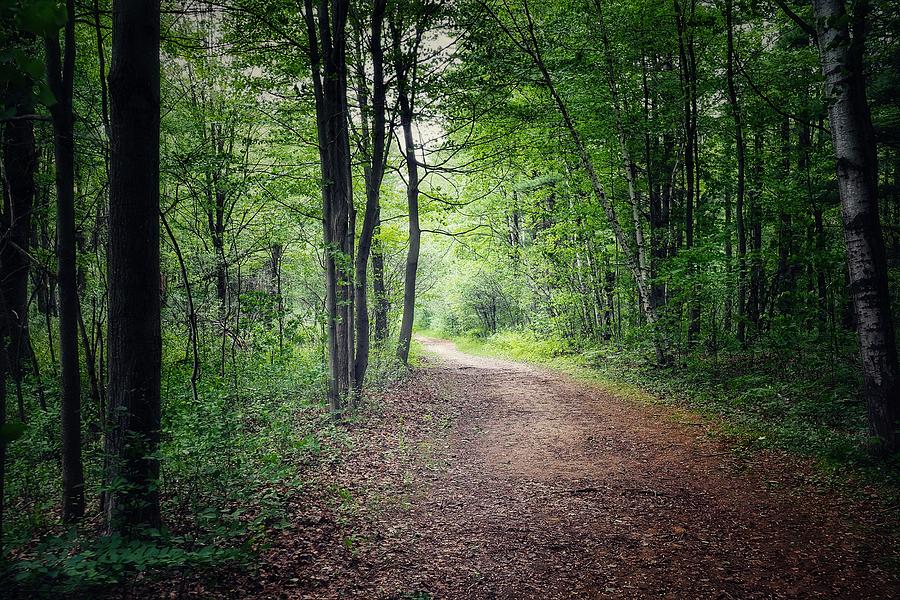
left=352, top=0, right=390, bottom=388
left=104, top=0, right=162, bottom=532
left=392, top=2, right=430, bottom=366
left=45, top=0, right=83, bottom=524
left=725, top=0, right=747, bottom=346
left=2, top=112, right=37, bottom=421
left=811, top=0, right=898, bottom=454
left=304, top=0, right=354, bottom=412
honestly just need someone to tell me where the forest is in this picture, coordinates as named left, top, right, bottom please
left=1, top=0, right=899, bottom=596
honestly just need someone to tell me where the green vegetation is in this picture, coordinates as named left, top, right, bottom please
left=1, top=0, right=899, bottom=594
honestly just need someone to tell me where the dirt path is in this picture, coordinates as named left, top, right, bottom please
left=174, top=337, right=898, bottom=599
left=353, top=337, right=898, bottom=599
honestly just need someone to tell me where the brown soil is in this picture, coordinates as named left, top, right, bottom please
left=155, top=337, right=900, bottom=599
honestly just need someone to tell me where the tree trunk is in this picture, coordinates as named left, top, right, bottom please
left=162, top=211, right=200, bottom=404
left=725, top=0, right=747, bottom=347
left=392, top=14, right=425, bottom=366
left=372, top=220, right=388, bottom=343
left=353, top=0, right=388, bottom=387
left=305, top=0, right=353, bottom=412
left=395, top=88, right=421, bottom=365
left=105, top=0, right=162, bottom=533
left=46, top=0, right=84, bottom=523
left=1, top=114, right=37, bottom=412
left=0, top=299, right=8, bottom=550
left=812, top=0, right=898, bottom=454
left=748, top=134, right=764, bottom=335
left=774, top=116, right=795, bottom=318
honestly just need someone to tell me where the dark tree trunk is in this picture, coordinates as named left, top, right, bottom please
left=0, top=300, right=8, bottom=549
left=372, top=220, right=388, bottom=343
left=724, top=186, right=733, bottom=334
left=46, top=0, right=84, bottom=523
left=392, top=14, right=424, bottom=366
left=395, top=97, right=420, bottom=365
left=812, top=0, right=898, bottom=454
left=1, top=114, right=37, bottom=411
left=775, top=116, right=796, bottom=318
left=305, top=0, right=353, bottom=412
left=105, top=0, right=162, bottom=533
left=748, top=133, right=764, bottom=335
left=675, top=0, right=700, bottom=348
left=271, top=243, right=284, bottom=354
left=725, top=0, right=747, bottom=347
left=353, top=0, right=388, bottom=388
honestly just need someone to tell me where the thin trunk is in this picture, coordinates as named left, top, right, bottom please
left=724, top=186, right=733, bottom=335
left=162, top=211, right=200, bottom=404
left=77, top=303, right=102, bottom=415
left=725, top=0, right=747, bottom=346
left=372, top=219, right=388, bottom=343
left=0, top=296, right=8, bottom=551
left=1, top=113, right=37, bottom=416
left=395, top=86, right=421, bottom=365
left=46, top=0, right=84, bottom=523
left=675, top=0, right=700, bottom=347
left=393, top=14, right=425, bottom=365
left=353, top=0, right=388, bottom=387
left=748, top=133, right=764, bottom=333
left=596, top=0, right=649, bottom=287
left=775, top=116, right=795, bottom=317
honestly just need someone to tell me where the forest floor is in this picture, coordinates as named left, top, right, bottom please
left=143, top=337, right=898, bottom=599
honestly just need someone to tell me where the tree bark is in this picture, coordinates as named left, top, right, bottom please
left=372, top=219, right=388, bottom=343
left=812, top=0, right=898, bottom=454
left=353, top=0, right=388, bottom=387
left=748, top=133, right=764, bottom=335
left=46, top=0, right=84, bottom=523
left=1, top=114, right=37, bottom=414
left=725, top=0, right=747, bottom=346
left=395, top=70, right=421, bottom=365
left=305, top=0, right=353, bottom=412
left=105, top=0, right=162, bottom=533
left=392, top=9, right=427, bottom=366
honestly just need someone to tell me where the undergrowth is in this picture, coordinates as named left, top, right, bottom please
left=1, top=340, right=407, bottom=596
